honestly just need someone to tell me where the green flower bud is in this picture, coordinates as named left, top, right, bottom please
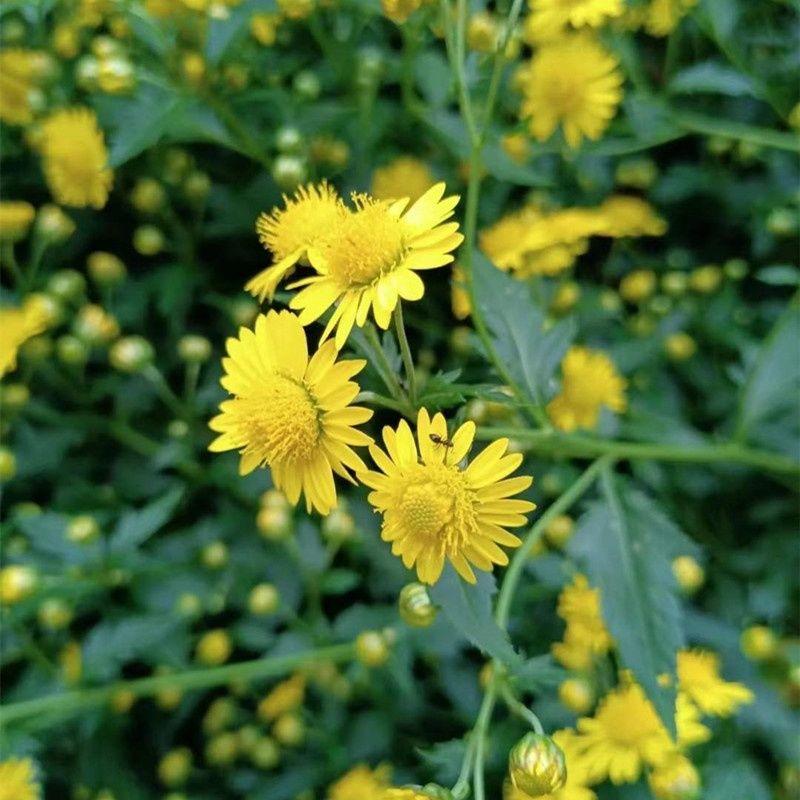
left=48, top=269, right=86, bottom=302
left=250, top=736, right=280, bottom=769
left=36, top=204, right=75, bottom=241
left=275, top=126, right=304, bottom=154
left=249, top=582, right=280, bottom=615
left=2, top=383, right=30, bottom=412
left=271, top=155, right=307, bottom=190
left=109, top=336, right=154, bottom=372
left=67, top=515, right=100, bottom=544
left=87, top=251, right=127, bottom=285
left=130, top=177, right=166, bottom=213
left=133, top=224, right=164, bottom=256
left=355, top=630, right=391, bottom=667
left=178, top=334, right=212, bottom=363
left=508, top=733, right=567, bottom=797
left=56, top=335, right=90, bottom=366
left=183, top=171, right=211, bottom=202
left=398, top=582, right=438, bottom=628
left=293, top=70, right=320, bottom=100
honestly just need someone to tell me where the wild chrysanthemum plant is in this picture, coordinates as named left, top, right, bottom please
left=208, top=309, right=373, bottom=514
left=358, top=408, right=536, bottom=584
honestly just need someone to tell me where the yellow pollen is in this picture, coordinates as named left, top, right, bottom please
left=396, top=464, right=479, bottom=554
left=237, top=374, right=320, bottom=465
left=326, top=202, right=407, bottom=286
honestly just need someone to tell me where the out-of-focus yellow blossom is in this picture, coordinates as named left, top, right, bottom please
left=647, top=752, right=701, bottom=800
left=73, top=304, right=120, bottom=345
left=381, top=0, right=422, bottom=24
left=97, top=56, right=136, bottom=94
left=87, top=251, right=127, bottom=285
left=467, top=11, right=499, bottom=53
left=574, top=681, right=671, bottom=784
left=0, top=564, right=37, bottom=604
left=158, top=748, right=192, bottom=787
left=525, top=0, right=624, bottom=43
left=371, top=157, right=436, bottom=204
left=619, top=269, right=657, bottom=304
left=39, top=108, right=113, bottom=209
left=596, top=195, right=667, bottom=237
left=195, top=629, right=232, bottom=665
left=250, top=12, right=280, bottom=45
left=0, top=757, right=40, bottom=800
left=257, top=674, right=306, bottom=721
left=355, top=630, right=392, bottom=667
left=277, top=0, right=315, bottom=20
left=547, top=346, right=627, bottom=432
left=665, top=332, right=697, bottom=361
left=551, top=281, right=581, bottom=314
left=0, top=49, right=49, bottom=125
left=559, top=678, right=595, bottom=715
left=1, top=304, right=49, bottom=377
left=672, top=555, right=704, bottom=594
left=309, top=136, right=350, bottom=169
left=181, top=51, right=206, bottom=85
left=58, top=641, right=83, bottom=685
left=0, top=201, right=36, bottom=241
left=518, top=35, right=623, bottom=148
left=52, top=24, right=81, bottom=59
left=553, top=574, right=613, bottom=668
left=675, top=692, right=711, bottom=748
left=501, top=132, right=531, bottom=164
left=328, top=763, right=392, bottom=800
left=451, top=264, right=471, bottom=320
left=209, top=311, right=372, bottom=514
left=359, top=408, right=535, bottom=585
left=740, top=625, right=778, bottom=662
left=688, top=264, right=722, bottom=294
left=676, top=649, right=753, bottom=717
left=644, top=0, right=698, bottom=37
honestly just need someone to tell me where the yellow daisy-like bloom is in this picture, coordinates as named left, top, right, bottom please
left=0, top=757, right=40, bottom=800
left=647, top=753, right=701, bottom=800
left=208, top=310, right=373, bottom=515
left=557, top=574, right=613, bottom=652
left=39, top=108, right=113, bottom=209
left=0, top=303, right=49, bottom=377
left=371, top=157, right=436, bottom=204
left=358, top=408, right=535, bottom=585
left=505, top=730, right=598, bottom=800
left=675, top=692, right=711, bottom=748
left=0, top=49, right=48, bottom=126
left=257, top=673, right=306, bottom=721
left=0, top=201, right=36, bottom=242
left=247, top=182, right=347, bottom=302
left=574, top=682, right=670, bottom=784
left=596, top=195, right=667, bottom=238
left=644, top=0, right=697, bottom=37
left=525, top=0, right=624, bottom=42
left=676, top=649, right=754, bottom=717
left=289, top=184, right=463, bottom=350
left=518, top=35, right=623, bottom=148
left=547, top=346, right=627, bottom=432
left=328, top=763, right=392, bottom=800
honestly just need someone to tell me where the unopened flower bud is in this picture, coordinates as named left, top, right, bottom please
left=271, top=155, right=307, bottom=190
left=740, top=625, right=778, bottom=662
left=665, top=333, right=697, bottom=362
left=56, top=335, right=90, bottom=366
left=399, top=582, right=438, bottom=628
left=158, top=748, right=192, bottom=787
left=275, top=126, right=304, bottom=154
left=87, top=251, right=127, bottom=285
left=544, top=514, right=574, bottom=548
left=558, top=677, right=594, bottom=714
left=293, top=70, right=320, bottom=100
left=672, top=556, right=704, bottom=594
left=508, top=733, right=567, bottom=797
left=249, top=582, right=280, bottom=615
left=38, top=597, right=73, bottom=630
left=109, top=336, right=154, bottom=372
left=0, top=564, right=37, bottom=603
left=2, top=383, right=29, bottom=413
left=131, top=177, right=166, bottom=213
left=133, top=224, right=164, bottom=256
left=48, top=269, right=85, bottom=301
left=250, top=736, right=280, bottom=768
left=201, top=541, right=228, bottom=569
left=178, top=334, right=212, bottom=363
left=67, top=514, right=100, bottom=544
left=73, top=304, right=120, bottom=345
left=272, top=712, right=305, bottom=746
left=355, top=630, right=391, bottom=667
left=205, top=732, right=238, bottom=765
left=648, top=754, right=701, bottom=800
left=257, top=505, right=292, bottom=540
left=195, top=629, right=232, bottom=666
left=321, top=506, right=355, bottom=542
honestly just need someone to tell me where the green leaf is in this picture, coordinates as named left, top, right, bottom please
left=320, top=569, right=360, bottom=595
left=569, top=471, right=686, bottom=735
left=473, top=253, right=576, bottom=408
left=736, top=303, right=800, bottom=439
left=414, top=50, right=452, bottom=108
left=429, top=566, right=521, bottom=668
left=512, top=654, right=567, bottom=692
left=109, top=488, right=184, bottom=554
left=669, top=60, right=759, bottom=97
left=417, top=738, right=467, bottom=784
left=754, top=265, right=800, bottom=287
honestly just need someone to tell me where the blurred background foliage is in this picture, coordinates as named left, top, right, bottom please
left=0, top=0, right=798, bottom=798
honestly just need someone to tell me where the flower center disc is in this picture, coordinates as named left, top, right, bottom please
left=326, top=203, right=407, bottom=286
left=239, top=374, right=320, bottom=464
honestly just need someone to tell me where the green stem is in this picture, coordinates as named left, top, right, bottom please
left=363, top=323, right=408, bottom=406
left=356, top=391, right=414, bottom=418
left=500, top=682, right=544, bottom=734
left=393, top=304, right=417, bottom=406
left=474, top=427, right=800, bottom=478
left=471, top=676, right=498, bottom=800
left=143, top=364, right=189, bottom=419
left=1, top=242, right=23, bottom=287
left=0, top=643, right=355, bottom=729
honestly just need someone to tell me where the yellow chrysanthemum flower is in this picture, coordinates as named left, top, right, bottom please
left=644, top=0, right=697, bottom=37
left=676, top=649, right=754, bottom=717
left=39, top=108, right=113, bottom=209
left=0, top=303, right=49, bottom=377
left=328, top=763, right=392, bottom=800
left=557, top=574, right=613, bottom=652
left=0, top=49, right=48, bottom=126
left=547, top=346, right=627, bottom=432
left=519, top=35, right=623, bottom=148
left=0, top=201, right=36, bottom=241
left=647, top=753, right=701, bottom=800
left=257, top=673, right=306, bottom=721
left=675, top=691, right=711, bottom=748
left=574, top=682, right=671, bottom=784
left=358, top=408, right=535, bottom=585
left=208, top=310, right=373, bottom=515
left=505, top=729, right=598, bottom=800
left=247, top=182, right=347, bottom=302
left=371, top=157, right=436, bottom=204
left=0, top=757, right=40, bottom=800
left=596, top=195, right=667, bottom=237
left=525, top=0, right=624, bottom=43
left=289, top=183, right=463, bottom=350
